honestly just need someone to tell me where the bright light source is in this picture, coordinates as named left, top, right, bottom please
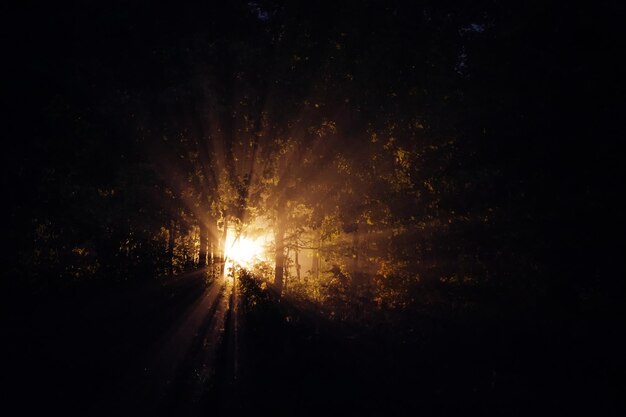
left=224, top=228, right=266, bottom=267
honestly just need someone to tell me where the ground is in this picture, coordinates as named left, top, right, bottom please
left=4, top=269, right=624, bottom=416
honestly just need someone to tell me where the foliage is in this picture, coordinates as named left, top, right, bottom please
left=6, top=0, right=620, bottom=322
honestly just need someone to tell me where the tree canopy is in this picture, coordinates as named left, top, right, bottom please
left=5, top=1, right=622, bottom=316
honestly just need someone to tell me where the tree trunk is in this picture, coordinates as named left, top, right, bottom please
left=208, top=216, right=217, bottom=264
left=311, top=230, right=320, bottom=281
left=295, top=246, right=301, bottom=281
left=198, top=222, right=208, bottom=267
left=274, top=207, right=286, bottom=295
left=351, top=226, right=360, bottom=294
left=168, top=220, right=176, bottom=275
left=220, top=216, right=229, bottom=275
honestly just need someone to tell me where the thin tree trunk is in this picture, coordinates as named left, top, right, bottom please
left=312, top=230, right=320, bottom=281
left=295, top=246, right=301, bottom=282
left=284, top=247, right=290, bottom=292
left=274, top=207, right=285, bottom=295
left=198, top=222, right=208, bottom=267
left=351, top=226, right=360, bottom=294
left=168, top=220, right=176, bottom=275
left=208, top=216, right=216, bottom=268
left=220, top=216, right=229, bottom=275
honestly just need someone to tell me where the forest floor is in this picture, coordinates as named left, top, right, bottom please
left=232, top=274, right=625, bottom=417
left=4, top=268, right=624, bottom=416
left=5, top=268, right=236, bottom=416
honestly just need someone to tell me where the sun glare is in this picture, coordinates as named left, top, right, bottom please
left=224, top=229, right=266, bottom=268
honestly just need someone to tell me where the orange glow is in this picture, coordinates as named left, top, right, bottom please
left=224, top=228, right=268, bottom=268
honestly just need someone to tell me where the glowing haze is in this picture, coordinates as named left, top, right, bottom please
left=224, top=227, right=269, bottom=268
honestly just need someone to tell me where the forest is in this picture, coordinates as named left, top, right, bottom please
left=4, top=1, right=623, bottom=416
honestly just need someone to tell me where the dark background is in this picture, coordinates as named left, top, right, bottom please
left=3, top=1, right=624, bottom=415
